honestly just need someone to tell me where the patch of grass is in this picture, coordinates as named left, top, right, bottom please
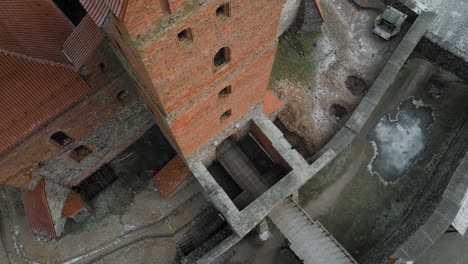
left=269, top=30, right=322, bottom=87
left=299, top=147, right=352, bottom=203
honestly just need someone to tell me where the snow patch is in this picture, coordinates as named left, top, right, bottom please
left=367, top=98, right=433, bottom=183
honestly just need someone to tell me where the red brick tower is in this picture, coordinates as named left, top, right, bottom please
left=96, top=0, right=286, bottom=162
left=0, top=0, right=288, bottom=239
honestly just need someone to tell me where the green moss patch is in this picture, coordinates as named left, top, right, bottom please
left=270, top=30, right=322, bottom=87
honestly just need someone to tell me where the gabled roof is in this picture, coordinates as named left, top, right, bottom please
left=63, top=191, right=85, bottom=218
left=0, top=53, right=91, bottom=155
left=0, top=0, right=73, bottom=64
left=152, top=155, right=192, bottom=198
left=62, top=15, right=105, bottom=68
left=262, top=90, right=284, bottom=116
left=22, top=177, right=56, bottom=238
left=79, top=0, right=128, bottom=26
left=0, top=3, right=103, bottom=156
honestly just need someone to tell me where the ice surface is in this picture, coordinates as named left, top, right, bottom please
left=367, top=99, right=433, bottom=183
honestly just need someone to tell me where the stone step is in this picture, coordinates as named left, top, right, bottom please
left=269, top=199, right=354, bottom=264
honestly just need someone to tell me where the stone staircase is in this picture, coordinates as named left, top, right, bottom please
left=269, top=199, right=357, bottom=264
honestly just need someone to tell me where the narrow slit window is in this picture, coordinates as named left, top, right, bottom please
left=177, top=28, right=193, bottom=45
left=51, top=131, right=73, bottom=147
left=117, top=90, right=129, bottom=100
left=70, top=145, right=93, bottom=163
left=216, top=3, right=230, bottom=19
left=98, top=63, right=105, bottom=72
left=218, top=86, right=232, bottom=98
left=220, top=109, right=232, bottom=122
left=214, top=47, right=230, bottom=67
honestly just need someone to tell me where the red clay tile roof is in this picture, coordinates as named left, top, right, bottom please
left=0, top=53, right=91, bottom=155
left=80, top=0, right=128, bottom=26
left=152, top=156, right=192, bottom=198
left=63, top=15, right=105, bottom=68
left=63, top=191, right=85, bottom=218
left=0, top=0, right=73, bottom=64
left=262, top=90, right=284, bottom=116
left=22, top=177, right=56, bottom=238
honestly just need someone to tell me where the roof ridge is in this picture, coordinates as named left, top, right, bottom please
left=80, top=0, right=127, bottom=27
left=0, top=48, right=73, bottom=69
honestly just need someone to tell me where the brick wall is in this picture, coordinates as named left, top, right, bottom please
left=0, top=41, right=139, bottom=189
left=250, top=121, right=292, bottom=171
left=130, top=0, right=284, bottom=116
left=124, top=0, right=171, bottom=38
left=171, top=48, right=277, bottom=156
left=167, top=0, right=189, bottom=14
left=114, top=0, right=285, bottom=158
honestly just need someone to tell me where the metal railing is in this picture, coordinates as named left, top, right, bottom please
left=288, top=197, right=359, bottom=264
left=315, top=220, right=359, bottom=264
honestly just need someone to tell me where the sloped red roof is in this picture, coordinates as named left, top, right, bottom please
left=63, top=191, right=85, bottom=218
left=0, top=0, right=73, bottom=64
left=63, top=15, right=105, bottom=68
left=262, top=90, right=284, bottom=116
left=80, top=0, right=128, bottom=26
left=0, top=53, right=91, bottom=155
left=22, top=177, right=56, bottom=238
left=152, top=156, right=192, bottom=198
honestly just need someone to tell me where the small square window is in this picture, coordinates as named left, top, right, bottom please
left=50, top=131, right=73, bottom=147
left=216, top=3, right=230, bottom=19
left=70, top=145, right=93, bottom=163
left=177, top=28, right=193, bottom=46
left=218, top=86, right=232, bottom=98
left=220, top=109, right=232, bottom=122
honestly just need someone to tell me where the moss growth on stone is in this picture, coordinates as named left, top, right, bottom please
left=269, top=30, right=322, bottom=87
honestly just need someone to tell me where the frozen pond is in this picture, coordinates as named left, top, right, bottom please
left=367, top=98, right=433, bottom=183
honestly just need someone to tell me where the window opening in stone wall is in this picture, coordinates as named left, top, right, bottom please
left=53, top=0, right=87, bottom=26
left=177, top=28, right=193, bottom=45
left=51, top=131, right=73, bottom=147
left=117, top=90, right=129, bottom=100
left=73, top=165, right=117, bottom=201
left=218, top=86, right=232, bottom=98
left=220, top=110, right=232, bottom=122
left=98, top=63, right=106, bottom=72
left=216, top=3, right=230, bottom=19
left=70, top=145, right=93, bottom=163
left=214, top=47, right=230, bottom=67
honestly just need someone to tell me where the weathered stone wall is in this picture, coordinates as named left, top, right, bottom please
left=33, top=97, right=155, bottom=186
left=413, top=37, right=468, bottom=83
left=0, top=40, right=140, bottom=189
left=277, top=0, right=302, bottom=36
